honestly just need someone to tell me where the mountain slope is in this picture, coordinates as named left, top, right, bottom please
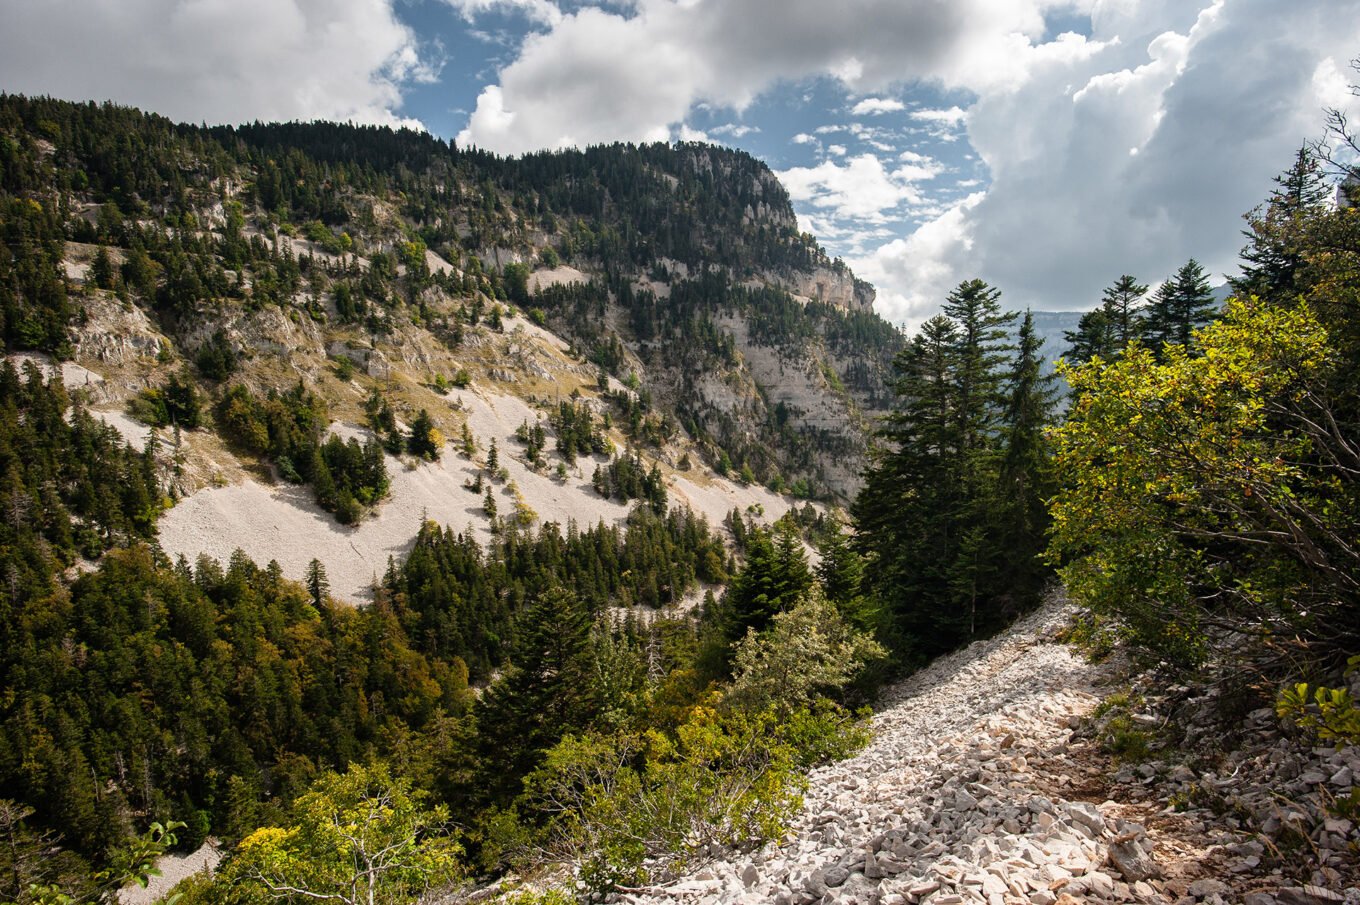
left=0, top=94, right=904, bottom=599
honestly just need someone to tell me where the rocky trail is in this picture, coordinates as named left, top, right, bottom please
left=614, top=595, right=1359, bottom=905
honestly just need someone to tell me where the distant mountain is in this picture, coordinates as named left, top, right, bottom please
left=1025, top=309, right=1086, bottom=368
left=1027, top=280, right=1233, bottom=371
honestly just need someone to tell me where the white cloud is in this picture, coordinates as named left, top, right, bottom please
left=860, top=0, right=1360, bottom=323
left=828, top=144, right=848, bottom=156
left=444, top=0, right=564, bottom=27
left=910, top=105, right=968, bottom=125
left=851, top=192, right=985, bottom=331
left=711, top=123, right=759, bottom=138
left=851, top=97, right=906, bottom=115
left=792, top=132, right=817, bottom=144
left=0, top=0, right=429, bottom=128
left=779, top=153, right=931, bottom=222
left=459, top=0, right=1106, bottom=153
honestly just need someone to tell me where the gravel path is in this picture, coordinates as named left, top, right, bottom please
left=618, top=594, right=1162, bottom=905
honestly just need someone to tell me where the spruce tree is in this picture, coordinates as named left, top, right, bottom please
left=997, top=311, right=1059, bottom=601
left=306, top=558, right=329, bottom=607
left=473, top=587, right=600, bottom=803
left=1062, top=307, right=1113, bottom=362
left=1142, top=259, right=1217, bottom=352
left=853, top=315, right=965, bottom=653
left=1099, top=274, right=1148, bottom=351
left=855, top=285, right=1054, bottom=657
left=1234, top=146, right=1330, bottom=299
left=941, top=279, right=1015, bottom=456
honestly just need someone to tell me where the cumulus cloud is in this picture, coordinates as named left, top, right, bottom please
left=857, top=0, right=1360, bottom=322
left=779, top=153, right=937, bottom=223
left=852, top=191, right=985, bottom=331
left=711, top=123, right=760, bottom=138
left=0, top=0, right=430, bottom=128
left=444, top=0, right=564, bottom=27
left=910, top=106, right=967, bottom=125
left=851, top=97, right=906, bottom=115
left=458, top=0, right=1105, bottom=152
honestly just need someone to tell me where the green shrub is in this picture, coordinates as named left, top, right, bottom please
left=1277, top=666, right=1360, bottom=745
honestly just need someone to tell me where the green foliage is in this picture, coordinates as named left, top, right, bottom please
left=1233, top=146, right=1330, bottom=299
left=1048, top=297, right=1348, bottom=665
left=1, top=818, right=184, bottom=905
left=217, top=383, right=387, bottom=521
left=1063, top=275, right=1148, bottom=363
left=1141, top=259, right=1218, bottom=354
left=0, top=196, right=71, bottom=354
left=494, top=889, right=575, bottom=905
left=1090, top=692, right=1151, bottom=763
left=854, top=282, right=1057, bottom=657
left=0, top=546, right=458, bottom=866
left=0, top=360, right=159, bottom=580
left=518, top=706, right=817, bottom=898
left=475, top=588, right=603, bottom=805
left=407, top=408, right=442, bottom=461
left=1276, top=670, right=1360, bottom=745
left=502, top=263, right=531, bottom=305
left=591, top=449, right=667, bottom=512
left=129, top=371, right=202, bottom=429
left=193, top=329, right=238, bottom=381
left=223, top=762, right=460, bottom=905
left=721, top=520, right=813, bottom=643
left=551, top=399, right=607, bottom=463
left=726, top=588, right=885, bottom=714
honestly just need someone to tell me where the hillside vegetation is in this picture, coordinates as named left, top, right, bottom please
left=0, top=90, right=1357, bottom=905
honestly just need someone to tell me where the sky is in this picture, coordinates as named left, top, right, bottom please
left=2, top=0, right=1358, bottom=329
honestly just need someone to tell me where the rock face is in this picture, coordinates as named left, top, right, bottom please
left=766, top=267, right=876, bottom=313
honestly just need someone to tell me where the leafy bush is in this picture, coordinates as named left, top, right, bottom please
left=1277, top=662, right=1360, bottom=745
left=518, top=706, right=809, bottom=899
left=1049, top=297, right=1348, bottom=666
left=726, top=588, right=885, bottom=715
left=222, top=762, right=461, bottom=905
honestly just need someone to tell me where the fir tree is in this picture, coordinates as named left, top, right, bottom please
left=473, top=587, right=600, bottom=803
left=1234, top=146, right=1330, bottom=299
left=1062, top=307, right=1113, bottom=362
left=1099, top=274, right=1148, bottom=352
left=1142, top=259, right=1218, bottom=352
